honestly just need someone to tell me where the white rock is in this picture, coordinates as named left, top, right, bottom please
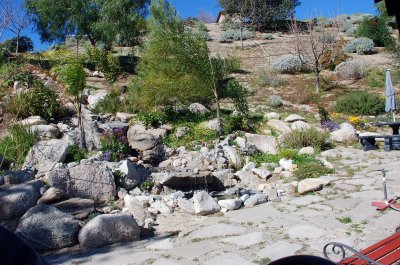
left=279, top=158, right=293, bottom=171
left=244, top=194, right=268, bottom=207
left=267, top=119, right=291, bottom=134
left=291, top=120, right=311, bottom=130
left=330, top=123, right=357, bottom=142
left=223, top=146, right=242, bottom=168
left=264, top=112, right=280, bottom=120
left=298, top=146, right=315, bottom=155
left=240, top=194, right=250, bottom=202
left=242, top=162, right=256, bottom=171
left=87, top=90, right=108, bottom=109
left=193, top=191, right=221, bottom=216
left=252, top=168, right=272, bottom=179
left=150, top=200, right=173, bottom=214
left=245, top=133, right=278, bottom=154
left=217, top=199, right=242, bottom=210
left=30, top=124, right=60, bottom=139
left=188, top=103, right=210, bottom=115
left=18, top=116, right=48, bottom=126
left=285, top=114, right=306, bottom=123
left=297, top=178, right=330, bottom=194
left=116, top=112, right=135, bottom=123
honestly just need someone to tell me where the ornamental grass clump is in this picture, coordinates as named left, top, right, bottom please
left=281, top=128, right=330, bottom=151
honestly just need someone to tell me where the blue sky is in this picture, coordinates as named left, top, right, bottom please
left=2, top=0, right=377, bottom=51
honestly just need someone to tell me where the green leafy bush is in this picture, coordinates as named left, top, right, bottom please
left=1, top=36, right=34, bottom=53
left=136, top=112, right=167, bottom=128
left=294, top=162, right=334, bottom=180
left=281, top=128, right=330, bottom=151
left=0, top=124, right=39, bottom=167
left=65, top=144, right=87, bottom=163
left=356, top=16, right=395, bottom=48
left=224, top=56, right=241, bottom=73
left=7, top=81, right=59, bottom=120
left=92, top=89, right=123, bottom=114
left=344, top=37, right=374, bottom=54
left=0, top=63, right=34, bottom=87
left=86, top=46, right=121, bottom=83
left=272, top=54, right=304, bottom=74
left=335, top=91, right=385, bottom=116
left=220, top=19, right=240, bottom=31
left=164, top=123, right=218, bottom=149
left=266, top=95, right=283, bottom=108
left=223, top=80, right=249, bottom=114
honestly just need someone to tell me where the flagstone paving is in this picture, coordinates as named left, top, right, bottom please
left=46, top=147, right=400, bottom=265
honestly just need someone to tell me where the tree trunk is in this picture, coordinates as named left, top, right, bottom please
left=240, top=24, right=244, bottom=50
left=77, top=94, right=86, bottom=149
left=15, top=31, right=20, bottom=54
left=215, top=98, right=222, bottom=137
left=315, top=64, right=320, bottom=94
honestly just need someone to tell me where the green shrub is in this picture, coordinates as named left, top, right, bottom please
left=266, top=95, right=283, bottom=108
left=366, top=68, right=400, bottom=88
left=344, top=37, right=374, bottom=54
left=224, top=56, right=241, bottom=73
left=250, top=149, right=316, bottom=167
left=356, top=16, right=395, bottom=48
left=7, top=80, right=59, bottom=120
left=272, top=54, right=304, bottom=74
left=224, top=80, right=249, bottom=114
left=65, top=144, right=87, bottom=163
left=0, top=124, right=39, bottom=167
left=195, top=21, right=208, bottom=32
left=294, top=162, right=334, bottom=180
left=335, top=91, right=385, bottom=116
left=1, top=36, right=34, bottom=53
left=254, top=71, right=286, bottom=88
left=136, top=112, right=167, bottom=128
left=281, top=128, right=330, bottom=151
left=92, top=89, right=123, bottom=114
left=0, top=63, right=34, bottom=87
left=164, top=123, right=218, bottom=149
left=223, top=115, right=255, bottom=134
left=264, top=34, right=274, bottom=40
left=86, top=46, right=121, bottom=83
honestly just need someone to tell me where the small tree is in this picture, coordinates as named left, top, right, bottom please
left=7, top=6, right=29, bottom=54
left=290, top=17, right=340, bottom=93
left=2, top=36, right=33, bottom=53
left=0, top=0, right=14, bottom=40
left=59, top=62, right=87, bottom=148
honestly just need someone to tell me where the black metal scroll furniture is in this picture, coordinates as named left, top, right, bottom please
left=323, top=231, right=400, bottom=265
left=359, top=135, right=394, bottom=152
left=359, top=122, right=400, bottom=151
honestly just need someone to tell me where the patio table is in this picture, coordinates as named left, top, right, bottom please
left=374, top=122, right=400, bottom=150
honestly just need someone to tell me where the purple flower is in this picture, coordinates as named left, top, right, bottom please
left=321, top=120, right=340, bottom=132
left=104, top=150, right=110, bottom=161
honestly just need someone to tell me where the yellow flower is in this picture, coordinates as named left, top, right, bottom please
left=348, top=116, right=363, bottom=128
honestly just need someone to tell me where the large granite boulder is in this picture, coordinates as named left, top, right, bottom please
left=188, top=103, right=210, bottom=115
left=297, top=178, right=330, bottom=194
left=222, top=146, right=242, bottom=168
left=78, top=214, right=140, bottom=249
left=52, top=198, right=95, bottom=220
left=16, top=205, right=80, bottom=251
left=245, top=133, right=277, bottom=154
left=193, top=191, right=221, bottom=216
left=124, top=195, right=150, bottom=226
left=0, top=180, right=43, bottom=221
left=46, top=162, right=116, bottom=204
left=267, top=119, right=292, bottom=134
left=330, top=123, right=357, bottom=142
left=30, top=124, right=60, bottom=139
left=24, top=139, right=70, bottom=173
left=118, top=160, right=150, bottom=190
left=127, top=124, right=166, bottom=151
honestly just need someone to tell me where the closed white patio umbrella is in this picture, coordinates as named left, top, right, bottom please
left=385, top=69, right=397, bottom=122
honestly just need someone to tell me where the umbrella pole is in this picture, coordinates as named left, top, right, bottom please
left=394, top=112, right=396, bottom=122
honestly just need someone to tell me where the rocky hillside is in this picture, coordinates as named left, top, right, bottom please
left=1, top=11, right=400, bottom=264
